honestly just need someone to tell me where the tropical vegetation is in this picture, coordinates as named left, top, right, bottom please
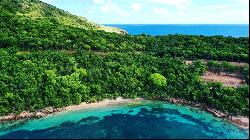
left=0, top=0, right=249, bottom=117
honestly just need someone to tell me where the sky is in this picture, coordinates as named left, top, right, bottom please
left=41, top=0, right=249, bottom=24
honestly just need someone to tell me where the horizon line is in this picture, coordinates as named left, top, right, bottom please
left=102, top=23, right=249, bottom=25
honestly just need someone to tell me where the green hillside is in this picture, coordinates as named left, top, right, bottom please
left=0, top=0, right=126, bottom=34
left=0, top=0, right=249, bottom=117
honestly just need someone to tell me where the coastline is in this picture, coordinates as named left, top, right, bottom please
left=165, top=98, right=249, bottom=130
left=0, top=97, right=144, bottom=123
left=64, top=97, right=144, bottom=112
left=0, top=97, right=248, bottom=130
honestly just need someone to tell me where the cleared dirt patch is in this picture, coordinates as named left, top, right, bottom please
left=94, top=51, right=109, bottom=56
left=185, top=61, right=193, bottom=65
left=185, top=60, right=248, bottom=67
left=201, top=71, right=243, bottom=87
left=16, top=51, right=30, bottom=55
left=228, top=62, right=249, bottom=67
left=94, top=51, right=144, bottom=57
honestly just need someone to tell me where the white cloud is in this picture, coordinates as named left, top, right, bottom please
left=41, top=0, right=249, bottom=24
left=148, top=0, right=191, bottom=6
left=187, top=0, right=249, bottom=24
left=236, top=0, right=249, bottom=6
left=152, top=8, right=169, bottom=17
left=146, top=0, right=193, bottom=13
left=131, top=2, right=142, bottom=11
left=41, top=0, right=56, bottom=4
left=100, top=0, right=129, bottom=17
left=92, top=0, right=107, bottom=5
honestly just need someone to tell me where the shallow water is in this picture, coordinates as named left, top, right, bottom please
left=0, top=101, right=248, bottom=139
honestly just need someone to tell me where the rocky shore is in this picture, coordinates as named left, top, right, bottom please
left=0, top=97, right=143, bottom=123
left=167, top=98, right=249, bottom=130
left=0, top=107, right=65, bottom=123
left=0, top=97, right=248, bottom=130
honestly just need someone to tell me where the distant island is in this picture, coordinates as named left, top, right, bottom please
left=0, top=0, right=249, bottom=139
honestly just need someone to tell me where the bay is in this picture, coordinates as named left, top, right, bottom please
left=0, top=101, right=248, bottom=139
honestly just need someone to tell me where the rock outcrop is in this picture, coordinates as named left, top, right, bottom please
left=166, top=97, right=248, bottom=129
left=0, top=107, right=65, bottom=122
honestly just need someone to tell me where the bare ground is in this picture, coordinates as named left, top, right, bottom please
left=93, top=51, right=109, bottom=56
left=185, top=60, right=193, bottom=65
left=201, top=71, right=243, bottom=87
left=185, top=60, right=248, bottom=67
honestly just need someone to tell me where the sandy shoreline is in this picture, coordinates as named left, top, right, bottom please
left=0, top=97, right=248, bottom=130
left=0, top=97, right=144, bottom=123
left=64, top=97, right=144, bottom=112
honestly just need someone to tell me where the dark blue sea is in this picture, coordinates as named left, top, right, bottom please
left=106, top=24, right=249, bottom=37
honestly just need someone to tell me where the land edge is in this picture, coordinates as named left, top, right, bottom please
left=0, top=97, right=249, bottom=130
left=165, top=98, right=249, bottom=130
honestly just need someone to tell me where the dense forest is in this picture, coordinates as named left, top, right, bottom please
left=0, top=0, right=249, bottom=117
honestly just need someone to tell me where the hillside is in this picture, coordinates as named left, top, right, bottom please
left=0, top=0, right=249, bottom=119
left=0, top=0, right=126, bottom=33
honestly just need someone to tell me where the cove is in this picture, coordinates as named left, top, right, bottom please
left=0, top=101, right=248, bottom=139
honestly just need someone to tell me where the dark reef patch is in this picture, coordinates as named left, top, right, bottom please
left=0, top=107, right=238, bottom=139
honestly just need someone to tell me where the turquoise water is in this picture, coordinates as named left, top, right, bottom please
left=105, top=24, right=249, bottom=37
left=0, top=101, right=248, bottom=139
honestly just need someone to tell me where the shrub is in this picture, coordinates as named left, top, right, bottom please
left=149, top=73, right=167, bottom=87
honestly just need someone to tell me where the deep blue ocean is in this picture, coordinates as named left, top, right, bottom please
left=106, top=24, right=249, bottom=37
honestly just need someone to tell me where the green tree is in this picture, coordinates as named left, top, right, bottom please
left=149, top=73, right=167, bottom=87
